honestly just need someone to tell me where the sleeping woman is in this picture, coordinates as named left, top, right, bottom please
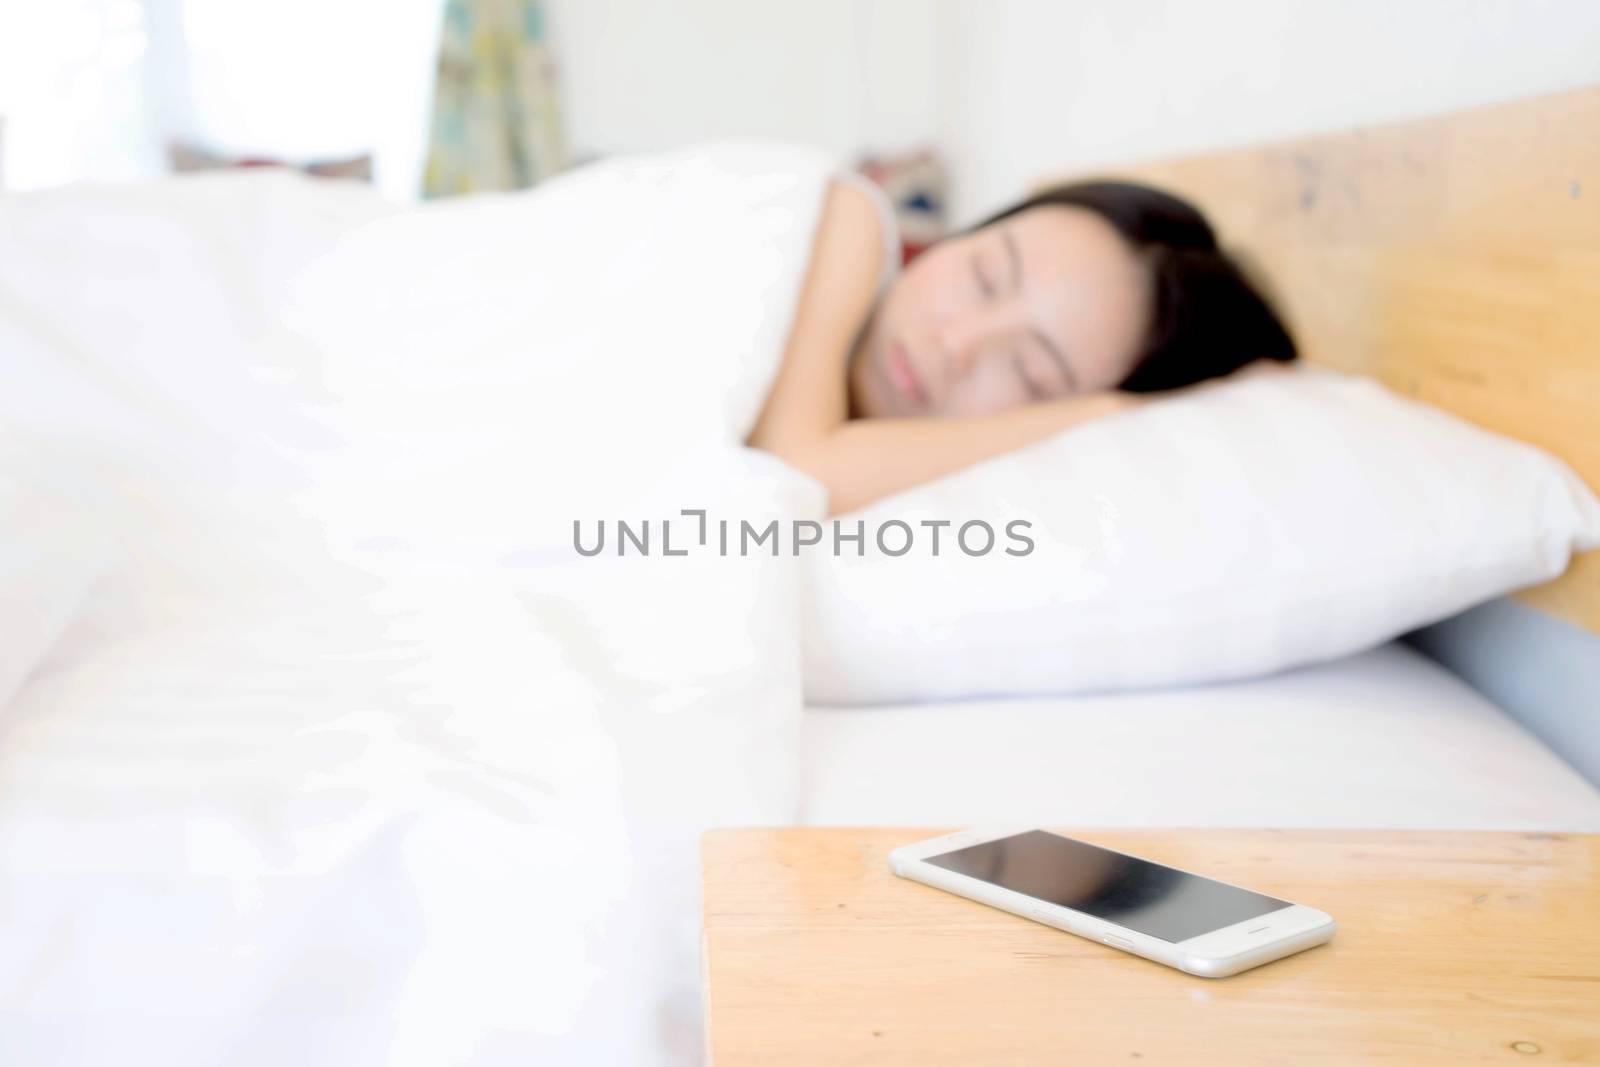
left=747, top=177, right=1297, bottom=515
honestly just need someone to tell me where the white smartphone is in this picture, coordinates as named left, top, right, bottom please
left=890, top=827, right=1335, bottom=978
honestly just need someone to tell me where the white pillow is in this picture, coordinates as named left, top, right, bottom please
left=801, top=370, right=1600, bottom=704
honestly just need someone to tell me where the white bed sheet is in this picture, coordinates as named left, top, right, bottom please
left=799, top=643, right=1600, bottom=831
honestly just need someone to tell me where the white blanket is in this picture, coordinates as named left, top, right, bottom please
left=0, top=145, right=834, bottom=1064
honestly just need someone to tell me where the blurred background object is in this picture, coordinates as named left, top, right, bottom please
left=0, top=0, right=1597, bottom=215
left=859, top=148, right=948, bottom=264
left=168, top=140, right=373, bottom=180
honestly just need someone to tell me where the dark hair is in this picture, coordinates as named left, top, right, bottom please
left=975, top=181, right=1296, bottom=392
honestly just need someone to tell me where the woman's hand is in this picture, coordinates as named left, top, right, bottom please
left=800, top=390, right=1143, bottom=515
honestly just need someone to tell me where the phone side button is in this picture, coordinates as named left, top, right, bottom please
left=1101, top=934, right=1134, bottom=950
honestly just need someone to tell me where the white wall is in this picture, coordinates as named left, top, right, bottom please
left=933, top=0, right=1600, bottom=223
left=1, top=0, right=939, bottom=197
left=544, top=0, right=937, bottom=164
left=168, top=0, right=939, bottom=197
left=8, top=0, right=1598, bottom=211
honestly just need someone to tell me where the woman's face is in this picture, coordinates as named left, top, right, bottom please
left=849, top=205, right=1152, bottom=419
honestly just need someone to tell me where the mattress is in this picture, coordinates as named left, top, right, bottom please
left=798, top=643, right=1600, bottom=831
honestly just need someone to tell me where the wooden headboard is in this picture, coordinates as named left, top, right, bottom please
left=1045, top=86, right=1600, bottom=634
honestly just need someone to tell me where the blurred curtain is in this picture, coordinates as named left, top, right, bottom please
left=423, top=0, right=567, bottom=198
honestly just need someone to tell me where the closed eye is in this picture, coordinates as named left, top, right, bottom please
left=972, top=255, right=996, bottom=299
left=1012, top=352, right=1047, bottom=401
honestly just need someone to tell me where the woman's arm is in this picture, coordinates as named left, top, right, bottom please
left=747, top=179, right=1137, bottom=516
left=771, top=393, right=1136, bottom=516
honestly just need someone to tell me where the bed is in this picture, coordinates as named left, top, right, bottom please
left=801, top=643, right=1600, bottom=830
left=2, top=86, right=1598, bottom=1067
left=800, top=83, right=1600, bottom=834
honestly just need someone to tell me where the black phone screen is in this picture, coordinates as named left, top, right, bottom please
left=925, top=830, right=1290, bottom=943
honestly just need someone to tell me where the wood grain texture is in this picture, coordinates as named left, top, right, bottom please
left=1039, top=86, right=1600, bottom=633
left=702, top=827, right=1600, bottom=1065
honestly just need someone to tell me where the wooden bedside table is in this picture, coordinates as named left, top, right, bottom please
left=700, top=828, right=1600, bottom=1065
